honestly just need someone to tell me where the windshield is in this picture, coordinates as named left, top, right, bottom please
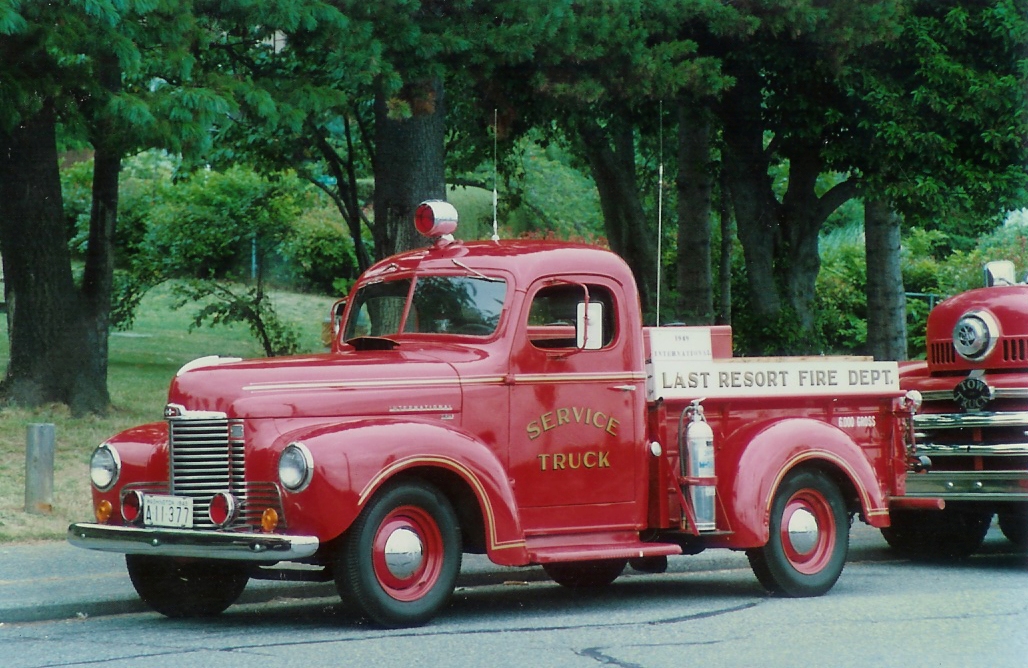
left=343, top=275, right=507, bottom=340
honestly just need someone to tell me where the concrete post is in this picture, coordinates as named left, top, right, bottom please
left=25, top=423, right=55, bottom=515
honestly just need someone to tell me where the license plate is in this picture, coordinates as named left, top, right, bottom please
left=143, top=495, right=193, bottom=528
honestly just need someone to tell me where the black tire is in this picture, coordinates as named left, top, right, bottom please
left=125, top=554, right=249, bottom=618
left=746, top=469, right=849, bottom=597
left=882, top=507, right=992, bottom=559
left=998, top=510, right=1028, bottom=550
left=629, top=555, right=668, bottom=574
left=336, top=480, right=462, bottom=628
left=543, top=559, right=627, bottom=587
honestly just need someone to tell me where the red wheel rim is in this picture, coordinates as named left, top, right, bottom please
left=371, top=505, right=444, bottom=601
left=778, top=489, right=836, bottom=575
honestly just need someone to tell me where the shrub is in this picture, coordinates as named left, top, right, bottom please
left=276, top=200, right=359, bottom=294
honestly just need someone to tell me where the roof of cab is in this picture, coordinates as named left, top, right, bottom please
left=361, top=239, right=637, bottom=288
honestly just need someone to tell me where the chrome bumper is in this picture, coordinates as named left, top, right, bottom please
left=903, top=471, right=1028, bottom=502
left=68, top=523, right=320, bottom=562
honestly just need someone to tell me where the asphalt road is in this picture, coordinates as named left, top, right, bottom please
left=1, top=523, right=1025, bottom=668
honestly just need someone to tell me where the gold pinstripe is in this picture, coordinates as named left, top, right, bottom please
left=358, top=455, right=526, bottom=552
left=765, top=450, right=884, bottom=517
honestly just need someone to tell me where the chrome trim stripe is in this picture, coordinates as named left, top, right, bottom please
left=913, top=411, right=1028, bottom=429
left=919, top=388, right=1028, bottom=403
left=243, top=375, right=505, bottom=392
left=67, top=523, right=319, bottom=562
left=512, top=372, right=647, bottom=384
left=915, top=442, right=1028, bottom=456
left=243, top=372, right=646, bottom=393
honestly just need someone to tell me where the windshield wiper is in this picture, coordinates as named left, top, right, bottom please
left=452, top=259, right=503, bottom=282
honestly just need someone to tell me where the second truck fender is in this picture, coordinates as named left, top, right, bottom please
left=721, top=418, right=890, bottom=547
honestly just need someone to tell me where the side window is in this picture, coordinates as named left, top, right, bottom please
left=527, top=283, right=616, bottom=350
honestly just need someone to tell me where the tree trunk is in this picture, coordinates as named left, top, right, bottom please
left=373, top=78, right=446, bottom=259
left=719, top=67, right=781, bottom=327
left=779, top=142, right=861, bottom=350
left=0, top=104, right=88, bottom=410
left=577, top=118, right=656, bottom=318
left=779, top=145, right=824, bottom=339
left=718, top=170, right=733, bottom=326
left=865, top=198, right=907, bottom=360
left=74, top=141, right=119, bottom=413
left=675, top=104, right=713, bottom=325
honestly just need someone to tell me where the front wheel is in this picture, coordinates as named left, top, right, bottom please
left=126, top=555, right=249, bottom=618
left=336, top=480, right=462, bottom=628
left=998, top=509, right=1028, bottom=550
left=882, top=507, right=992, bottom=559
left=747, top=469, right=849, bottom=597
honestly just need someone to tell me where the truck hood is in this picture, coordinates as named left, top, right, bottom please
left=167, top=349, right=466, bottom=420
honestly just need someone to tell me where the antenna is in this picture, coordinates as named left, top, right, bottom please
left=656, top=101, right=664, bottom=326
left=491, top=108, right=500, bottom=242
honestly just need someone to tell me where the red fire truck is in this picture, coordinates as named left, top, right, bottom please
left=886, top=260, right=1028, bottom=557
left=69, top=201, right=921, bottom=627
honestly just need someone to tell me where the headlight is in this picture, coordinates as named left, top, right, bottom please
left=279, top=442, right=314, bottom=492
left=90, top=444, right=121, bottom=492
left=952, top=311, right=999, bottom=361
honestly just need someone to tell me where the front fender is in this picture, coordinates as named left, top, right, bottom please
left=722, top=418, right=889, bottom=548
left=273, top=418, right=528, bottom=565
left=89, top=423, right=169, bottom=520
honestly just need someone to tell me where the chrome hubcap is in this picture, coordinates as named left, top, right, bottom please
left=383, top=527, right=424, bottom=579
left=786, top=508, right=819, bottom=554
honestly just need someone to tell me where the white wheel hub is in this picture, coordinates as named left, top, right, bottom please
left=383, top=528, right=424, bottom=579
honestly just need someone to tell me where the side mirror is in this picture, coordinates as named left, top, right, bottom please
left=984, top=260, right=1016, bottom=287
left=576, top=301, right=604, bottom=350
left=322, top=298, right=347, bottom=348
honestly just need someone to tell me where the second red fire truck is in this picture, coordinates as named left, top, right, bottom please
left=889, top=260, right=1028, bottom=557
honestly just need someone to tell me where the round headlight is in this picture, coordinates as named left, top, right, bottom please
left=90, top=444, right=121, bottom=492
left=952, top=311, right=1000, bottom=361
left=279, top=442, right=314, bottom=492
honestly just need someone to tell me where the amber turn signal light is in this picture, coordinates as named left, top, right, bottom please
left=261, top=508, right=279, bottom=533
left=95, top=499, right=113, bottom=523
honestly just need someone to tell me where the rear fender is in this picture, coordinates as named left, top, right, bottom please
left=723, top=418, right=888, bottom=547
left=275, top=418, right=528, bottom=565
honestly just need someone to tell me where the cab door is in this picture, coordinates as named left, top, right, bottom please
left=507, top=277, right=645, bottom=533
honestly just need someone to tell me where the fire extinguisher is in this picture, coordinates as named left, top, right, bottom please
left=684, top=399, right=716, bottom=531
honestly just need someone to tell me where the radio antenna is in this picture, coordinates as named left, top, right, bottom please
left=491, top=108, right=500, bottom=242
left=656, top=101, right=664, bottom=326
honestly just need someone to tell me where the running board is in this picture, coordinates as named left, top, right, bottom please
left=526, top=541, right=682, bottom=564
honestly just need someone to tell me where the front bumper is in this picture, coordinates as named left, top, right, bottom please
left=903, top=471, right=1028, bottom=501
left=68, top=523, right=319, bottom=562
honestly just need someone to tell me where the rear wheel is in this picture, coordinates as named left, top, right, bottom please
left=998, top=509, right=1028, bottom=550
left=543, top=559, right=627, bottom=588
left=336, top=480, right=462, bottom=628
left=882, top=507, right=992, bottom=559
left=747, top=469, right=849, bottom=597
left=126, top=555, right=249, bottom=618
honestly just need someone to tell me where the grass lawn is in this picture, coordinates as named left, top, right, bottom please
left=0, top=283, right=335, bottom=542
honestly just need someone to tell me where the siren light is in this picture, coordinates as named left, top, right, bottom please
left=415, top=200, right=458, bottom=238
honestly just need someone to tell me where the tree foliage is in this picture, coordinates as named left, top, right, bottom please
left=2, top=0, right=1027, bottom=413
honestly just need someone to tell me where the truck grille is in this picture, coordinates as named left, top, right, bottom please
left=1004, top=337, right=1028, bottom=363
left=930, top=337, right=1028, bottom=367
left=169, top=413, right=247, bottom=530
left=929, top=342, right=955, bottom=366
